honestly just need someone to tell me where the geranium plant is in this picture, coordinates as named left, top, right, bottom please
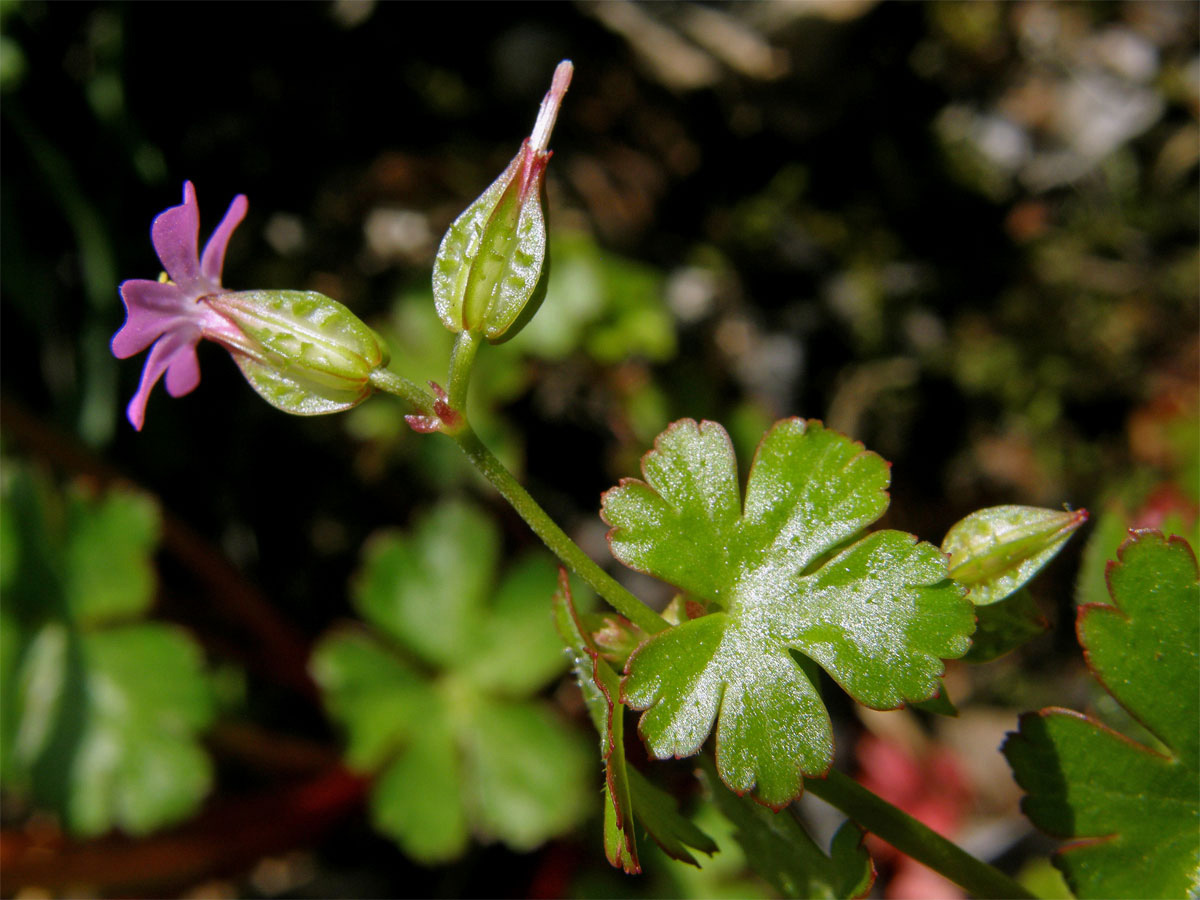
left=82, top=59, right=1200, bottom=897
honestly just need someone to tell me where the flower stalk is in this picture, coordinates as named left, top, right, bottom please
left=804, top=769, right=1037, bottom=900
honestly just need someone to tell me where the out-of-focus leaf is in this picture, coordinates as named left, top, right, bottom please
left=1004, top=531, right=1199, bottom=898
left=466, top=699, right=591, bottom=850
left=511, top=230, right=676, bottom=364
left=604, top=419, right=973, bottom=808
left=0, top=465, right=214, bottom=837
left=911, top=691, right=958, bottom=717
left=461, top=554, right=568, bottom=696
left=64, top=487, right=159, bottom=625
left=0, top=480, right=19, bottom=592
left=962, top=588, right=1048, bottom=663
left=370, top=707, right=469, bottom=864
left=353, top=502, right=499, bottom=669
left=308, top=629, right=434, bottom=770
left=0, top=606, right=21, bottom=783
left=11, top=622, right=214, bottom=837
left=314, top=502, right=590, bottom=862
left=942, top=505, right=1087, bottom=606
left=701, top=756, right=874, bottom=899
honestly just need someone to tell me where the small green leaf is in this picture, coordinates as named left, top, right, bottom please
left=605, top=419, right=973, bottom=808
left=588, top=612, right=646, bottom=668
left=700, top=756, right=874, bottom=899
left=1003, top=531, right=1199, bottom=898
left=962, top=588, right=1048, bottom=663
left=628, top=766, right=720, bottom=866
left=943, top=505, right=1088, bottom=606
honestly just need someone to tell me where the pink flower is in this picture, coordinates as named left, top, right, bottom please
left=112, top=181, right=249, bottom=430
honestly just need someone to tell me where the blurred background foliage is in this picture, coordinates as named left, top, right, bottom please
left=1, top=1, right=1196, bottom=897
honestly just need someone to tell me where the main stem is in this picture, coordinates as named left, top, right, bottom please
left=805, top=768, right=1036, bottom=899
left=451, top=426, right=665, bottom=636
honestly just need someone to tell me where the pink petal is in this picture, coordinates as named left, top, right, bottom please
left=124, top=326, right=203, bottom=431
left=151, top=182, right=202, bottom=287
left=200, top=193, right=248, bottom=284
left=164, top=338, right=203, bottom=397
left=112, top=279, right=192, bottom=358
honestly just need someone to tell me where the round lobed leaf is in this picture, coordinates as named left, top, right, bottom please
left=605, top=419, right=974, bottom=807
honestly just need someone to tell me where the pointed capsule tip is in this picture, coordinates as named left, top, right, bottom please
left=531, top=60, right=574, bottom=154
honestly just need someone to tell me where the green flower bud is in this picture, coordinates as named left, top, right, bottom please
left=206, top=289, right=386, bottom=415
left=433, top=60, right=572, bottom=342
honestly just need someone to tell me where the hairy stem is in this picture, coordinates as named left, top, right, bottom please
left=451, top=427, right=666, bottom=635
left=805, top=768, right=1036, bottom=900
left=370, top=368, right=664, bottom=635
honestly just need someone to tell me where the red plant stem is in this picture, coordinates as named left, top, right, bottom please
left=0, top=766, right=368, bottom=895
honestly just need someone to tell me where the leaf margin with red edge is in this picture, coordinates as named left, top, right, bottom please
left=1002, top=529, right=1199, bottom=899
left=603, top=417, right=975, bottom=810
left=551, top=569, right=639, bottom=873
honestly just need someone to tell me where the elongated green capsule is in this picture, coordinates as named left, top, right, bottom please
left=433, top=61, right=572, bottom=341
left=942, top=504, right=1088, bottom=605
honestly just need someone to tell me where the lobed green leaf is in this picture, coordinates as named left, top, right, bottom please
left=353, top=502, right=499, bottom=669
left=0, top=468, right=214, bottom=837
left=11, top=622, right=215, bottom=837
left=605, top=419, right=973, bottom=808
left=314, top=503, right=590, bottom=862
left=1003, top=531, right=1199, bottom=898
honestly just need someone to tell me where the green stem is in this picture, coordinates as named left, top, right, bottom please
left=451, top=426, right=666, bottom=636
left=369, top=368, right=435, bottom=414
left=370, top=366, right=664, bottom=635
left=805, top=768, right=1036, bottom=900
left=446, top=329, right=481, bottom=413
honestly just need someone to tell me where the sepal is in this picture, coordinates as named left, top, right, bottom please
left=207, top=289, right=385, bottom=415
left=432, top=61, right=571, bottom=342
